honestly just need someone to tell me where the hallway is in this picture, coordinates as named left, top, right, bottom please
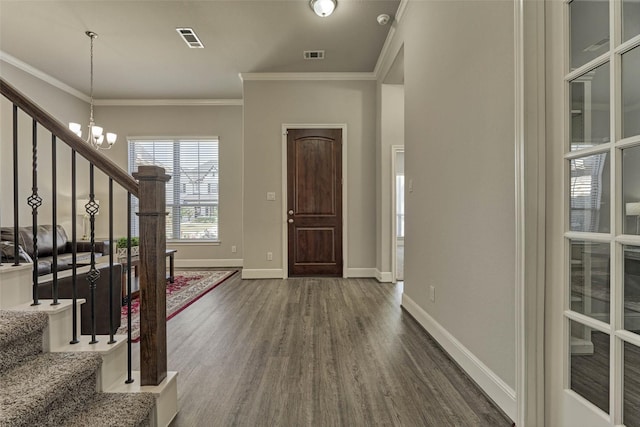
left=133, top=275, right=511, bottom=426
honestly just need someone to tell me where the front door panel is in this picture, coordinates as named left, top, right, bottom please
left=287, top=128, right=342, bottom=277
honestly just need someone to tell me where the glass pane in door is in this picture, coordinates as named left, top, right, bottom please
left=570, top=153, right=611, bottom=233
left=570, top=63, right=610, bottom=150
left=623, top=146, right=640, bottom=235
left=570, top=0, right=609, bottom=70
left=622, top=46, right=640, bottom=139
left=623, top=0, right=640, bottom=43
left=624, top=341, right=640, bottom=426
left=624, top=245, right=640, bottom=334
left=570, top=240, right=611, bottom=322
left=570, top=319, right=610, bottom=414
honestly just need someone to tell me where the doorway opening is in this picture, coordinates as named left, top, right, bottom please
left=392, top=147, right=405, bottom=282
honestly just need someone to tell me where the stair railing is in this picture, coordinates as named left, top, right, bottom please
left=1, top=78, right=168, bottom=387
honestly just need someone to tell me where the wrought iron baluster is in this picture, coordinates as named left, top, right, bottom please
left=86, top=163, right=100, bottom=344
left=70, top=150, right=79, bottom=344
left=126, top=192, right=134, bottom=384
left=28, top=119, right=43, bottom=306
left=51, top=134, right=59, bottom=305
left=108, top=178, right=115, bottom=344
left=12, top=105, right=19, bottom=266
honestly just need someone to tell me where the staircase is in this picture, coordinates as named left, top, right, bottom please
left=0, top=310, right=155, bottom=427
left=1, top=78, right=178, bottom=426
left=0, top=264, right=177, bottom=426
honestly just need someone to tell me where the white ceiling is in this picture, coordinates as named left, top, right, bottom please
left=0, top=0, right=399, bottom=100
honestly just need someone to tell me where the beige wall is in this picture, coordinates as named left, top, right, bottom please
left=242, top=79, right=377, bottom=275
left=388, top=0, right=517, bottom=414
left=94, top=104, right=244, bottom=265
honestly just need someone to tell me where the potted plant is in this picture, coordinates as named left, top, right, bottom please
left=116, top=236, right=139, bottom=259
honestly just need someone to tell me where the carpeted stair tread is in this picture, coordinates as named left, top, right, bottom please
left=0, top=352, right=102, bottom=427
left=0, top=310, right=48, bottom=373
left=62, top=392, right=156, bottom=427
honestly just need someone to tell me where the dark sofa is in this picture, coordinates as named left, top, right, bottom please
left=0, top=225, right=109, bottom=275
left=38, top=262, right=123, bottom=335
left=1, top=225, right=121, bottom=335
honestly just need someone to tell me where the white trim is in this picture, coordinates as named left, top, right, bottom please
left=562, top=390, right=610, bottom=427
left=373, top=26, right=397, bottom=80
left=372, top=0, right=407, bottom=79
left=375, top=270, right=393, bottom=283
left=241, top=269, right=284, bottom=279
left=346, top=268, right=376, bottom=278
left=94, top=99, right=243, bottom=107
left=517, top=0, right=547, bottom=424
left=175, top=259, right=243, bottom=269
left=281, top=124, right=348, bottom=279
left=240, top=72, right=375, bottom=82
left=167, top=241, right=221, bottom=246
left=395, top=0, right=408, bottom=23
left=402, top=293, right=517, bottom=420
left=391, top=145, right=404, bottom=284
left=514, top=0, right=526, bottom=426
left=127, top=135, right=219, bottom=141
left=0, top=51, right=89, bottom=102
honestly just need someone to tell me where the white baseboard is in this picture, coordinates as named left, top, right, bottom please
left=401, top=293, right=516, bottom=420
left=375, top=270, right=393, bottom=283
left=242, top=269, right=284, bottom=279
left=346, top=268, right=376, bottom=278
left=175, top=259, right=243, bottom=269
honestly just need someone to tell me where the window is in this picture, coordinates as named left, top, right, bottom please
left=396, top=175, right=405, bottom=238
left=128, top=138, right=219, bottom=241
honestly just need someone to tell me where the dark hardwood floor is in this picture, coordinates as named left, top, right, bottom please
left=132, top=275, right=512, bottom=426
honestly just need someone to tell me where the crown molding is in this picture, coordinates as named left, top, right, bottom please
left=94, top=99, right=243, bottom=106
left=373, top=0, right=407, bottom=81
left=239, top=72, right=376, bottom=81
left=373, top=26, right=397, bottom=80
left=395, top=0, right=408, bottom=23
left=1, top=51, right=90, bottom=103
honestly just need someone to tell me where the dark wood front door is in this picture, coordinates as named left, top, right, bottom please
left=287, top=128, right=343, bottom=277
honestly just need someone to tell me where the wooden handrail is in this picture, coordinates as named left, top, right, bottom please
left=0, top=78, right=139, bottom=197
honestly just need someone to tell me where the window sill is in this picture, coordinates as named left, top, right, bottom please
left=167, top=240, right=221, bottom=246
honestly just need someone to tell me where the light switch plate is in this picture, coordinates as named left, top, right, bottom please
left=266, top=192, right=276, bottom=201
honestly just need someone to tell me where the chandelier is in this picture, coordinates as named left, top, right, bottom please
left=69, top=31, right=116, bottom=150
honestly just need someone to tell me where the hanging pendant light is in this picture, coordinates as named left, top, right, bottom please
left=69, top=31, right=116, bottom=150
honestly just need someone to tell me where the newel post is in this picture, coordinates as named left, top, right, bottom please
left=133, top=165, right=171, bottom=386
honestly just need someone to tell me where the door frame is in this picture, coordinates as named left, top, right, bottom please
left=281, top=123, right=348, bottom=279
left=391, top=145, right=404, bottom=284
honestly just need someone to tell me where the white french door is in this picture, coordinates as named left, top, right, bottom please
left=560, top=0, right=640, bottom=425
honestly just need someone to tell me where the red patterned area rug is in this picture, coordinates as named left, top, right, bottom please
left=117, top=270, right=237, bottom=342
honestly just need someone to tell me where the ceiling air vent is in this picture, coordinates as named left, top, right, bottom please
left=304, top=50, right=325, bottom=60
left=176, top=28, right=204, bottom=48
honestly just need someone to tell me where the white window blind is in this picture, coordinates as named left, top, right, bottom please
left=128, top=138, right=219, bottom=241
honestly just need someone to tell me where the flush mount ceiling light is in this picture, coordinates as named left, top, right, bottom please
left=310, top=0, right=336, bottom=17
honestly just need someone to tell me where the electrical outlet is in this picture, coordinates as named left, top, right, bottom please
left=267, top=251, right=273, bottom=261
left=231, top=245, right=237, bottom=253
left=429, top=285, right=435, bottom=302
